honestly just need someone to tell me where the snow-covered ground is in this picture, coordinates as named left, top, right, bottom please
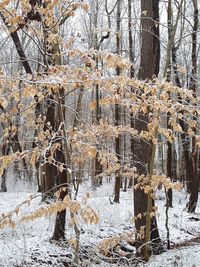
left=0, top=177, right=200, bottom=266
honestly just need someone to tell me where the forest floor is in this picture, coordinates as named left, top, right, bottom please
left=0, top=176, right=200, bottom=267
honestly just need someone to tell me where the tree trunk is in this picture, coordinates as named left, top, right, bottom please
left=128, top=0, right=134, bottom=190
left=167, top=139, right=173, bottom=208
left=42, top=95, right=57, bottom=200
left=0, top=143, right=9, bottom=192
left=52, top=146, right=68, bottom=240
left=165, top=0, right=173, bottom=208
left=133, top=0, right=161, bottom=259
left=113, top=0, right=122, bottom=203
left=187, top=0, right=198, bottom=213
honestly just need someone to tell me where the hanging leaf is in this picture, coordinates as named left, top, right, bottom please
left=89, top=100, right=97, bottom=111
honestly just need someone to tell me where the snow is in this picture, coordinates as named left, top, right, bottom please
left=148, top=245, right=200, bottom=267
left=1, top=178, right=200, bottom=266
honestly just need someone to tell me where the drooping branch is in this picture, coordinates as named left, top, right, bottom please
left=0, top=12, right=33, bottom=74
left=97, top=0, right=118, bottom=49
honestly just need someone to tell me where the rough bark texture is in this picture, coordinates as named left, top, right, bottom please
left=134, top=0, right=161, bottom=258
left=52, top=149, right=68, bottom=240
left=39, top=1, right=69, bottom=239
left=138, top=1, right=160, bottom=80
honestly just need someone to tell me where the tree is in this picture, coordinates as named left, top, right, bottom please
left=187, top=0, right=198, bottom=213
left=133, top=0, right=161, bottom=259
left=113, top=0, right=122, bottom=203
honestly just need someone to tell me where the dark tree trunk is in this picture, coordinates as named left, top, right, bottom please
left=128, top=0, right=135, bottom=187
left=0, top=12, right=33, bottom=75
left=138, top=1, right=160, bottom=80
left=95, top=72, right=103, bottom=186
left=52, top=149, right=68, bottom=240
left=166, top=139, right=173, bottom=208
left=166, top=0, right=173, bottom=208
left=133, top=0, right=161, bottom=258
left=128, top=0, right=134, bottom=77
left=0, top=170, right=7, bottom=193
left=95, top=152, right=102, bottom=186
left=166, top=83, right=173, bottom=207
left=52, top=86, right=69, bottom=241
left=113, top=0, right=122, bottom=203
left=187, top=0, right=198, bottom=213
left=0, top=144, right=9, bottom=192
left=188, top=139, right=198, bottom=213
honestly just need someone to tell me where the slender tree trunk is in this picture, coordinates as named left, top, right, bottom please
left=187, top=0, right=198, bottom=213
left=94, top=70, right=103, bottom=186
left=0, top=143, right=9, bottom=192
left=128, top=0, right=134, bottom=77
left=42, top=95, right=57, bottom=200
left=73, top=86, right=84, bottom=190
left=168, top=1, right=198, bottom=212
left=0, top=14, right=33, bottom=188
left=113, top=0, right=122, bottom=203
left=167, top=138, right=173, bottom=207
left=90, top=1, right=104, bottom=188
left=166, top=0, right=173, bottom=208
left=128, top=0, right=134, bottom=189
left=171, top=45, right=194, bottom=200
left=165, top=1, right=194, bottom=201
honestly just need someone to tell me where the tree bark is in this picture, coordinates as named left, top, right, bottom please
left=0, top=143, right=9, bottom=192
left=166, top=0, right=173, bottom=208
left=187, top=0, right=198, bottom=213
left=113, top=0, right=122, bottom=203
left=133, top=0, right=161, bottom=258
